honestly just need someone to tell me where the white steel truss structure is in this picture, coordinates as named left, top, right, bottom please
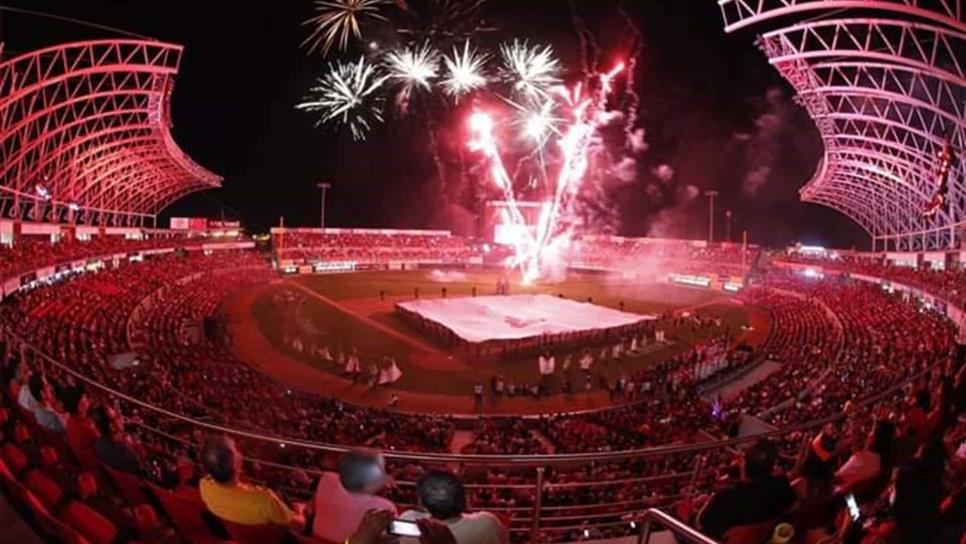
left=0, top=40, right=222, bottom=228
left=718, top=1, right=965, bottom=251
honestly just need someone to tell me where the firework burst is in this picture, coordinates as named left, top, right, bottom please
left=499, top=40, right=561, bottom=100
left=385, top=43, right=439, bottom=91
left=518, top=99, right=561, bottom=146
left=441, top=41, right=489, bottom=99
left=302, top=0, right=390, bottom=56
left=296, top=56, right=388, bottom=140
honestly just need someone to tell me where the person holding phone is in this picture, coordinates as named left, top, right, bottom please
left=396, top=470, right=508, bottom=544
left=313, top=450, right=397, bottom=542
left=696, top=438, right=796, bottom=539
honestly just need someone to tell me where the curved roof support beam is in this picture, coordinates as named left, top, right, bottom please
left=0, top=40, right=222, bottom=222
left=15, top=125, right=157, bottom=193
left=719, top=1, right=965, bottom=34
left=0, top=108, right=153, bottom=184
left=801, top=88, right=961, bottom=128
left=823, top=170, right=942, bottom=231
left=759, top=19, right=965, bottom=85
left=84, top=160, right=189, bottom=213
left=826, top=148, right=936, bottom=190
left=809, top=62, right=964, bottom=116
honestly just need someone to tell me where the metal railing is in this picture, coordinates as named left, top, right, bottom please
left=638, top=508, right=720, bottom=544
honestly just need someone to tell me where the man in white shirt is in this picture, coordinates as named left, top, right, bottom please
left=30, top=375, right=65, bottom=434
left=18, top=371, right=40, bottom=413
left=398, top=471, right=508, bottom=544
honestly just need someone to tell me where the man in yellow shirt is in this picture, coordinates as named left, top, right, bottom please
left=199, top=435, right=301, bottom=526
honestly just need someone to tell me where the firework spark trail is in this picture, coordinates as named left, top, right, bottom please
left=533, top=63, right=624, bottom=280
left=467, top=113, right=530, bottom=229
left=467, top=112, right=539, bottom=269
left=567, top=0, right=600, bottom=75
left=617, top=0, right=643, bottom=141
left=468, top=62, right=625, bottom=282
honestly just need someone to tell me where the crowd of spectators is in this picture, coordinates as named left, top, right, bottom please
left=571, top=238, right=759, bottom=277
left=275, top=230, right=476, bottom=264
left=731, top=272, right=955, bottom=428
left=774, top=250, right=966, bottom=308
left=0, top=233, right=240, bottom=281
left=1, top=240, right=964, bottom=542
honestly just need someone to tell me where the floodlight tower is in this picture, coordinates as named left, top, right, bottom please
left=317, top=182, right=331, bottom=229
left=705, top=190, right=718, bottom=244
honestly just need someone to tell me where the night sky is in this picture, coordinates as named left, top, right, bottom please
left=3, top=1, right=868, bottom=248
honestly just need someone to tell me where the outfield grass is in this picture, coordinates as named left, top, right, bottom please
left=245, top=270, right=751, bottom=396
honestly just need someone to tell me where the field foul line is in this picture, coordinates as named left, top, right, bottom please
left=286, top=281, right=441, bottom=354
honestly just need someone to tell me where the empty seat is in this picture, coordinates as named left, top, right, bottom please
left=101, top=463, right=151, bottom=508
left=22, top=469, right=64, bottom=512
left=220, top=518, right=287, bottom=544
left=3, top=442, right=30, bottom=474
left=59, top=501, right=119, bottom=544
left=149, top=482, right=226, bottom=544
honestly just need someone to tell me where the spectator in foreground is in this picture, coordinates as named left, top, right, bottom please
left=835, top=419, right=894, bottom=492
left=90, top=404, right=143, bottom=476
left=63, top=388, right=99, bottom=457
left=313, top=450, right=397, bottom=542
left=696, top=438, right=796, bottom=539
left=398, top=470, right=508, bottom=544
left=30, top=373, right=65, bottom=433
left=851, top=461, right=944, bottom=544
left=199, top=435, right=301, bottom=527
left=17, top=368, right=40, bottom=413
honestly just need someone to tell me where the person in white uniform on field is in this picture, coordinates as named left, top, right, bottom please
left=579, top=349, right=594, bottom=373
left=538, top=351, right=556, bottom=377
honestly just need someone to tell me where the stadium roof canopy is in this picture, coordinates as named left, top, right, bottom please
left=719, top=0, right=965, bottom=251
left=0, top=40, right=222, bottom=227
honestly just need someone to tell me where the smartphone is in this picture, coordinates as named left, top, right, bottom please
left=845, top=493, right=860, bottom=521
left=389, top=519, right=422, bottom=537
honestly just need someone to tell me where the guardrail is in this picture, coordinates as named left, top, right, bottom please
left=638, top=508, right=720, bottom=544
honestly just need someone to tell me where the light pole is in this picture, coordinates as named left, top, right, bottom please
left=704, top=190, right=718, bottom=244
left=725, top=210, right=732, bottom=243
left=316, top=182, right=331, bottom=229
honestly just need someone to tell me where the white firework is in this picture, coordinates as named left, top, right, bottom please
left=518, top=99, right=561, bottom=148
left=296, top=56, right=388, bottom=141
left=499, top=40, right=561, bottom=100
left=302, top=0, right=389, bottom=56
left=441, top=41, right=489, bottom=99
left=385, top=43, right=439, bottom=91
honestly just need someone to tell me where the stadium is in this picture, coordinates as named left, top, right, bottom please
left=0, top=2, right=963, bottom=544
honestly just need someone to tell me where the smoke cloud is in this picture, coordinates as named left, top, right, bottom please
left=628, top=128, right=648, bottom=153
left=652, top=164, right=674, bottom=183
left=738, top=87, right=798, bottom=196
